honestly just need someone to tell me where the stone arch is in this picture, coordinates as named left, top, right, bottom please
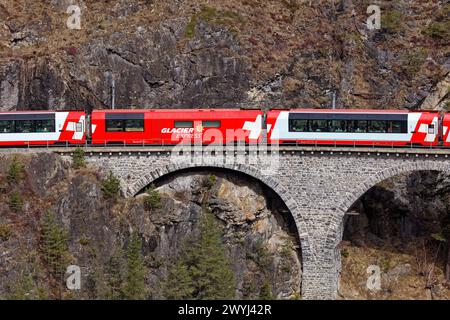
left=126, top=162, right=316, bottom=293
left=326, top=160, right=450, bottom=250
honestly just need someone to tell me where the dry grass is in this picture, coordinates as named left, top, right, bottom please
left=339, top=241, right=450, bottom=300
left=0, top=0, right=307, bottom=79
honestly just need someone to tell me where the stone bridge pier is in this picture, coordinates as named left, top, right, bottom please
left=76, top=146, right=450, bottom=299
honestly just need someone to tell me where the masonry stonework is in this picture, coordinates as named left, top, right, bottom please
left=65, top=147, right=450, bottom=299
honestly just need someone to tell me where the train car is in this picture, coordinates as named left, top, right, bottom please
left=90, top=109, right=264, bottom=145
left=0, top=111, right=86, bottom=146
left=266, top=109, right=440, bottom=146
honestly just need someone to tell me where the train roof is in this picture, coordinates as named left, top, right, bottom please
left=0, top=109, right=440, bottom=114
left=93, top=108, right=424, bottom=113
left=0, top=110, right=83, bottom=114
left=275, top=109, right=437, bottom=113
left=91, top=109, right=262, bottom=113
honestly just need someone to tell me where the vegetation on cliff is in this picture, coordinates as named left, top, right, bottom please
left=163, top=207, right=236, bottom=299
left=164, top=177, right=236, bottom=299
left=340, top=171, right=450, bottom=299
left=0, top=154, right=301, bottom=300
left=122, top=233, right=148, bottom=299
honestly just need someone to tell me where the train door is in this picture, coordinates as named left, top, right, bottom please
left=86, top=114, right=91, bottom=139
left=427, top=116, right=439, bottom=144
left=76, top=119, right=84, bottom=136
left=72, top=114, right=85, bottom=142
left=438, top=113, right=444, bottom=145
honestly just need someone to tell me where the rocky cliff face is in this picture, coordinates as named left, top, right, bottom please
left=0, top=0, right=449, bottom=111
left=0, top=153, right=301, bottom=299
left=1, top=0, right=450, bottom=300
left=340, top=171, right=450, bottom=300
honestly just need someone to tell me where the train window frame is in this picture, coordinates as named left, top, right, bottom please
left=174, top=121, right=194, bottom=128
left=0, top=114, right=56, bottom=134
left=428, top=124, right=435, bottom=134
left=35, top=120, right=56, bottom=133
left=348, top=120, right=368, bottom=133
left=309, top=119, right=328, bottom=132
left=368, top=120, right=388, bottom=133
left=388, top=120, right=407, bottom=133
left=289, top=119, right=308, bottom=132
left=124, top=119, right=144, bottom=132
left=328, top=120, right=347, bottom=133
left=202, top=120, right=221, bottom=128
left=15, top=120, right=35, bottom=133
left=105, top=119, right=125, bottom=132
left=75, top=122, right=83, bottom=133
left=0, top=120, right=14, bottom=133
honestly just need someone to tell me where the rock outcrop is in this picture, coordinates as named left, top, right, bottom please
left=340, top=171, right=450, bottom=300
left=0, top=0, right=449, bottom=110
left=0, top=153, right=301, bottom=299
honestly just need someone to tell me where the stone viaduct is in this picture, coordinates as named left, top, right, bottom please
left=9, top=145, right=450, bottom=299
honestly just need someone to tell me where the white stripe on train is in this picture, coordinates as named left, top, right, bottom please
left=0, top=112, right=83, bottom=142
left=269, top=111, right=427, bottom=142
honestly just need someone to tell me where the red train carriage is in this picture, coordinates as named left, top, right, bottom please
left=0, top=111, right=86, bottom=146
left=266, top=109, right=440, bottom=147
left=0, top=109, right=446, bottom=148
left=91, top=109, right=263, bottom=145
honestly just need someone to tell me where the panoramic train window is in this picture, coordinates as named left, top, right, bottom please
left=368, top=120, right=387, bottom=133
left=328, top=120, right=347, bottom=132
left=0, top=120, right=14, bottom=133
left=202, top=120, right=221, bottom=128
left=309, top=120, right=328, bottom=132
left=106, top=119, right=124, bottom=132
left=388, top=120, right=407, bottom=133
left=349, top=120, right=367, bottom=133
left=0, top=118, right=56, bottom=133
left=174, top=121, right=193, bottom=128
left=15, top=120, right=34, bottom=133
left=288, top=115, right=408, bottom=134
left=35, top=120, right=55, bottom=133
left=289, top=119, right=308, bottom=132
left=124, top=119, right=144, bottom=132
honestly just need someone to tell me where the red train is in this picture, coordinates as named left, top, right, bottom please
left=1, top=109, right=450, bottom=147
left=90, top=109, right=262, bottom=145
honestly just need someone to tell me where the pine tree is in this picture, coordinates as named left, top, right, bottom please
left=102, top=171, right=121, bottom=199
left=87, top=254, right=110, bottom=300
left=122, top=232, right=148, bottom=300
left=186, top=207, right=236, bottom=300
left=7, top=156, right=24, bottom=183
left=72, top=147, right=86, bottom=169
left=143, top=184, right=162, bottom=211
left=6, top=262, right=49, bottom=300
left=9, top=191, right=23, bottom=213
left=40, top=212, right=71, bottom=277
left=105, top=247, right=126, bottom=300
left=259, top=278, right=273, bottom=300
left=163, top=260, right=194, bottom=299
left=7, top=273, right=37, bottom=300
